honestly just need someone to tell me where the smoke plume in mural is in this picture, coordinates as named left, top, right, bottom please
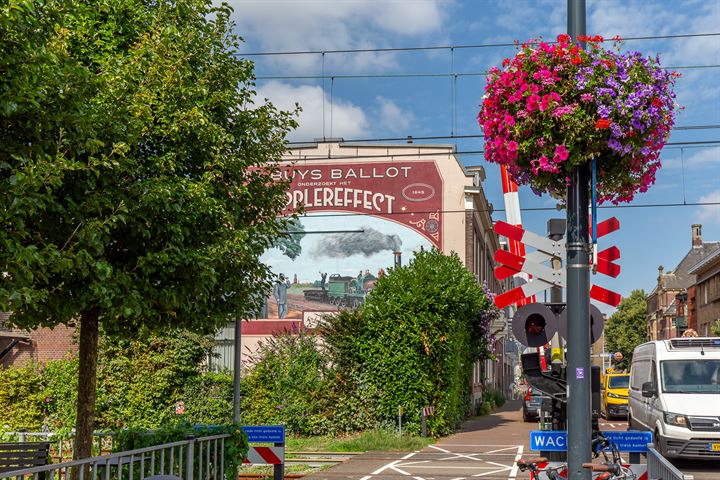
left=312, top=226, right=402, bottom=258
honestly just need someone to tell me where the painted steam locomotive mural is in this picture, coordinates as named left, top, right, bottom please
left=303, top=272, right=378, bottom=308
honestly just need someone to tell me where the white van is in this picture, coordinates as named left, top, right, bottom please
left=628, top=337, right=720, bottom=459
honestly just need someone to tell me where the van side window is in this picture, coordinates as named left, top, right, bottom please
left=631, top=360, right=650, bottom=390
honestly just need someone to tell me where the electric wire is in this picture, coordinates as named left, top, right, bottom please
left=283, top=140, right=720, bottom=162
left=239, top=32, right=720, bottom=57
left=285, top=125, right=720, bottom=145
left=255, top=64, right=720, bottom=80
left=294, top=201, right=720, bottom=219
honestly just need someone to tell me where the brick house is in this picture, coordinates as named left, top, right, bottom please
left=647, top=225, right=720, bottom=340
left=688, top=247, right=720, bottom=336
left=0, top=312, right=77, bottom=367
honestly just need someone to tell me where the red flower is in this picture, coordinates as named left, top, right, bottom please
left=556, top=34, right=571, bottom=44
left=611, top=35, right=623, bottom=41
left=502, top=58, right=511, bottom=67
left=570, top=56, right=583, bottom=65
left=595, top=118, right=612, bottom=129
left=652, top=97, right=662, bottom=107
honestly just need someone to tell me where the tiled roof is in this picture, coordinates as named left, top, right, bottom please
left=660, top=242, right=720, bottom=290
left=688, top=247, right=720, bottom=274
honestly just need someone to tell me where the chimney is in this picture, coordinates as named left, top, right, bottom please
left=393, top=251, right=402, bottom=268
left=692, top=224, right=702, bottom=248
left=658, top=265, right=664, bottom=288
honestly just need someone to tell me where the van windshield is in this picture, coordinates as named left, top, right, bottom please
left=660, top=359, right=720, bottom=393
left=608, top=375, right=629, bottom=389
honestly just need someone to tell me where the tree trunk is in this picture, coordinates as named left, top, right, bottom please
left=74, top=308, right=100, bottom=461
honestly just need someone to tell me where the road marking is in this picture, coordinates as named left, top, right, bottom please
left=509, top=445, right=524, bottom=479
left=371, top=452, right=418, bottom=476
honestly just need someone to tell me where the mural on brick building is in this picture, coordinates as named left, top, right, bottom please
left=261, top=161, right=443, bottom=320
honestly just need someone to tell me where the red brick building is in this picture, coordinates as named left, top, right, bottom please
left=647, top=224, right=720, bottom=339
left=0, top=313, right=77, bottom=367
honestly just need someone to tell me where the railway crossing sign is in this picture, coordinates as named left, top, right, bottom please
left=493, top=218, right=623, bottom=308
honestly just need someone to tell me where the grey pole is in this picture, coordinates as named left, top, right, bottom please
left=566, top=1, right=591, bottom=479
left=233, top=317, right=242, bottom=423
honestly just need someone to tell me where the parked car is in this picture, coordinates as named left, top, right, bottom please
left=522, top=387, right=544, bottom=422
left=601, top=372, right=629, bottom=418
left=628, top=337, right=720, bottom=459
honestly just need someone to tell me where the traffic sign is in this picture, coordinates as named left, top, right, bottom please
left=529, top=431, right=652, bottom=453
left=603, top=431, right=653, bottom=452
left=529, top=431, right=567, bottom=451
left=242, top=425, right=285, bottom=443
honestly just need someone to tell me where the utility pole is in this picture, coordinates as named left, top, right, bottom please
left=566, top=1, right=591, bottom=479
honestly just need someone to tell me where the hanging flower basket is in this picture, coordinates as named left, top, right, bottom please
left=478, top=35, right=680, bottom=204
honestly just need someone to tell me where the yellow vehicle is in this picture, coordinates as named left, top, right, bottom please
left=601, top=372, right=630, bottom=418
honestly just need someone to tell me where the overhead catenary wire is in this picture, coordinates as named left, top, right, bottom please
left=294, top=201, right=720, bottom=219
left=285, top=125, right=720, bottom=145
left=239, top=32, right=720, bottom=57
left=281, top=140, right=720, bottom=162
left=254, top=63, right=720, bottom=80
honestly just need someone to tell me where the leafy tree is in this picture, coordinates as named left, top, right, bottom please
left=1, top=0, right=296, bottom=458
left=604, top=289, right=648, bottom=370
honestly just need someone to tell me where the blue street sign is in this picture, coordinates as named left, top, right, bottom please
left=530, top=431, right=567, bottom=451
left=530, top=431, right=652, bottom=453
left=242, top=425, right=285, bottom=444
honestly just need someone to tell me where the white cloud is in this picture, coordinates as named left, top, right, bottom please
left=375, top=96, right=414, bottom=132
left=254, top=81, right=369, bottom=141
left=697, top=191, right=720, bottom=225
left=227, top=0, right=448, bottom=73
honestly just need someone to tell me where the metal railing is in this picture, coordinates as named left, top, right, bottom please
left=0, top=434, right=228, bottom=480
left=646, top=443, right=694, bottom=480
left=4, top=431, right=115, bottom=460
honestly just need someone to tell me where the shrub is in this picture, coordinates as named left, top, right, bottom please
left=321, top=248, right=498, bottom=436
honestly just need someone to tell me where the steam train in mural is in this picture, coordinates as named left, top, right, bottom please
left=303, top=272, right=378, bottom=308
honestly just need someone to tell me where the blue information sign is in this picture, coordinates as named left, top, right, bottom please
left=241, top=425, right=285, bottom=444
left=602, top=431, right=653, bottom=453
left=530, top=430, right=652, bottom=453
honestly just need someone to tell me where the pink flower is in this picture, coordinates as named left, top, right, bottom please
left=526, top=94, right=540, bottom=112
left=504, top=114, right=516, bottom=126
left=507, top=140, right=518, bottom=151
left=554, top=145, right=569, bottom=162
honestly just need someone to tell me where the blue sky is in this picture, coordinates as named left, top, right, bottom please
left=226, top=0, right=720, bottom=313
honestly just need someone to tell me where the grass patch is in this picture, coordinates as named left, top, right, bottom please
left=286, top=428, right=434, bottom=452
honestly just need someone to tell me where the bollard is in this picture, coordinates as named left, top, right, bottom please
left=421, top=410, right=427, bottom=437
left=18, top=429, right=26, bottom=443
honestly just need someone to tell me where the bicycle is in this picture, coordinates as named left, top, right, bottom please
left=582, top=433, right=637, bottom=480
left=515, top=456, right=567, bottom=480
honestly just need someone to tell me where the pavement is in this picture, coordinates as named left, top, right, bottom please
left=304, top=400, right=719, bottom=480
left=304, top=400, right=530, bottom=480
